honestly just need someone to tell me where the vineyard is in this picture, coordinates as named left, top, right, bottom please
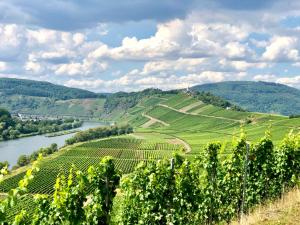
left=1, top=91, right=300, bottom=224
left=0, top=131, right=299, bottom=225
left=0, top=137, right=184, bottom=195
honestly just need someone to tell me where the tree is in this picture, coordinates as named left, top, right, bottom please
left=17, top=155, right=29, bottom=167
left=0, top=161, right=9, bottom=170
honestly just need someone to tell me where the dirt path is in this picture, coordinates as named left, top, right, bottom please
left=141, top=114, right=170, bottom=128
left=158, top=104, right=241, bottom=122
left=178, top=101, right=203, bottom=113
left=168, top=137, right=192, bottom=153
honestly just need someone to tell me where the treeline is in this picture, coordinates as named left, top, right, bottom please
left=1, top=132, right=299, bottom=224
left=104, top=88, right=167, bottom=114
left=289, top=114, right=300, bottom=119
left=0, top=108, right=82, bottom=140
left=15, top=143, right=58, bottom=169
left=0, top=78, right=103, bottom=100
left=65, top=124, right=133, bottom=145
left=193, top=91, right=245, bottom=111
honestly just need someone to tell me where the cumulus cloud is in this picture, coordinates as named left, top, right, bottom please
left=0, top=62, right=6, bottom=71
left=276, top=76, right=300, bottom=88
left=262, top=36, right=299, bottom=62
left=54, top=60, right=108, bottom=76
left=65, top=70, right=228, bottom=92
left=90, top=19, right=253, bottom=62
left=253, top=74, right=277, bottom=82
left=0, top=0, right=300, bottom=92
left=0, top=23, right=108, bottom=78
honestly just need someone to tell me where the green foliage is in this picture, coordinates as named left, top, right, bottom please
left=192, top=91, right=245, bottom=111
left=192, top=81, right=300, bottom=115
left=0, top=161, right=9, bottom=170
left=104, top=88, right=166, bottom=114
left=16, top=143, right=59, bottom=168
left=86, top=157, right=120, bottom=224
left=1, top=132, right=299, bottom=224
left=289, top=114, right=300, bottom=118
left=0, top=78, right=102, bottom=100
left=120, top=132, right=300, bottom=225
left=0, top=155, right=41, bottom=224
left=32, top=157, right=119, bottom=225
left=65, top=125, right=133, bottom=145
left=0, top=108, right=83, bottom=141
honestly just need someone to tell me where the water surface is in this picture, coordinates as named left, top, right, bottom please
left=0, top=122, right=105, bottom=167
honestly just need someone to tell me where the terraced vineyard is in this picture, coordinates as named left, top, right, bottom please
left=119, top=92, right=300, bottom=153
left=0, top=137, right=184, bottom=195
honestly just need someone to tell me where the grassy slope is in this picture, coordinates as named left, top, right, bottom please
left=117, top=92, right=300, bottom=153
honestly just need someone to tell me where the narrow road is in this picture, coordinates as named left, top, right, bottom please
left=158, top=104, right=242, bottom=122
left=141, top=113, right=170, bottom=128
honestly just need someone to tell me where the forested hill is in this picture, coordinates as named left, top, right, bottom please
left=192, top=81, right=300, bottom=115
left=0, top=78, right=102, bottom=100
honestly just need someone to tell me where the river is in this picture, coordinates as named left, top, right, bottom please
left=0, top=121, right=105, bottom=167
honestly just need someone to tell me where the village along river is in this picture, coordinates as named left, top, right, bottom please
left=0, top=121, right=105, bottom=167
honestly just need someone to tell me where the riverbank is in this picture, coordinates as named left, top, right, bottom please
left=0, top=121, right=83, bottom=142
left=0, top=122, right=105, bottom=167
left=45, top=129, right=80, bottom=137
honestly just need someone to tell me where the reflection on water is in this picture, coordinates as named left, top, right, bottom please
left=0, top=122, right=105, bottom=167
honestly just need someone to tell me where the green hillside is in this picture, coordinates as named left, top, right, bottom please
left=192, top=81, right=300, bottom=115
left=0, top=78, right=108, bottom=117
left=0, top=78, right=103, bottom=100
left=117, top=91, right=299, bottom=150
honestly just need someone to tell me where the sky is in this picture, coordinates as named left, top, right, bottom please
left=0, top=0, right=300, bottom=92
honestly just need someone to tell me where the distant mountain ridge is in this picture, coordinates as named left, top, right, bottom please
left=0, top=78, right=298, bottom=117
left=0, top=78, right=102, bottom=100
left=192, top=81, right=300, bottom=115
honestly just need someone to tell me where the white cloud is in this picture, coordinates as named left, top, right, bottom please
left=276, top=76, right=300, bottom=87
left=262, top=36, right=299, bottom=62
left=253, top=74, right=277, bottom=82
left=90, top=19, right=252, bottom=61
left=55, top=59, right=107, bottom=76
left=141, top=58, right=206, bottom=75
left=24, top=61, right=43, bottom=74
left=1, top=7, right=300, bottom=92
left=65, top=70, right=226, bottom=92
left=219, top=59, right=267, bottom=71
left=225, top=42, right=249, bottom=59
left=0, top=62, right=7, bottom=71
left=0, top=24, right=26, bottom=59
left=90, top=20, right=184, bottom=60
left=253, top=74, right=300, bottom=88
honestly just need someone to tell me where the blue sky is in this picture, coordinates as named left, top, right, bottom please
left=0, top=0, right=300, bottom=92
